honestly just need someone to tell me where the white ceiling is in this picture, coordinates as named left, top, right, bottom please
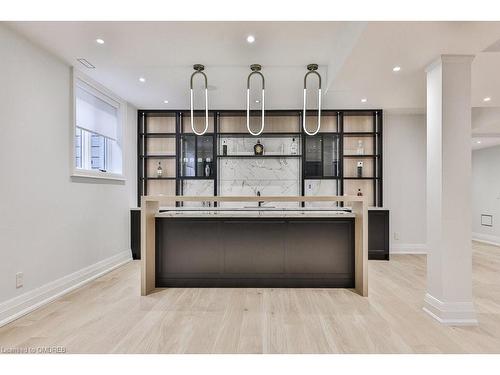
left=6, top=21, right=500, bottom=111
left=472, top=136, right=500, bottom=150
left=472, top=107, right=500, bottom=149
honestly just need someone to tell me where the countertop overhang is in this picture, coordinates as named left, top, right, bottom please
left=156, top=207, right=355, bottom=218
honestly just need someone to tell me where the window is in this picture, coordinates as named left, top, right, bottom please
left=72, top=69, right=124, bottom=179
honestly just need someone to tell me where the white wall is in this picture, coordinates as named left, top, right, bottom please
left=384, top=112, right=427, bottom=252
left=472, top=145, right=500, bottom=244
left=0, top=24, right=136, bottom=319
left=125, top=104, right=138, bottom=207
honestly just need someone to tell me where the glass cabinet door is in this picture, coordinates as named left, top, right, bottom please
left=304, top=137, right=322, bottom=177
left=180, top=136, right=196, bottom=177
left=304, top=135, right=339, bottom=178
left=197, top=136, right=214, bottom=178
left=180, top=135, right=214, bottom=178
left=322, top=135, right=339, bottom=177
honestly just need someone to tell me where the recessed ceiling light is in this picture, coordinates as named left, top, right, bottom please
left=246, top=35, right=255, bottom=44
left=361, top=98, right=367, bottom=103
left=255, top=100, right=260, bottom=103
left=392, top=66, right=401, bottom=72
left=96, top=38, right=104, bottom=45
left=139, top=77, right=146, bottom=83
left=477, top=140, right=482, bottom=144
left=483, top=97, right=491, bottom=102
left=163, top=100, right=169, bottom=104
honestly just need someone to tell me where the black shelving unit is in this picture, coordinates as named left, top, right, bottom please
left=137, top=111, right=179, bottom=203
left=137, top=109, right=383, bottom=207
left=140, top=177, right=176, bottom=180
left=217, top=155, right=301, bottom=158
left=140, top=155, right=176, bottom=158
left=218, top=132, right=303, bottom=138
left=341, top=110, right=383, bottom=205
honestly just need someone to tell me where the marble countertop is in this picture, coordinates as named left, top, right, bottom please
left=135, top=206, right=387, bottom=213
left=156, top=207, right=356, bottom=218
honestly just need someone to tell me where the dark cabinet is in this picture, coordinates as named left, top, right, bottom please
left=155, top=217, right=355, bottom=288
left=180, top=134, right=214, bottom=178
left=304, top=135, right=340, bottom=178
left=131, top=209, right=141, bottom=260
left=368, top=209, right=389, bottom=260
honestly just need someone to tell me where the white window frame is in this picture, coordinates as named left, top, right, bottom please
left=71, top=68, right=126, bottom=181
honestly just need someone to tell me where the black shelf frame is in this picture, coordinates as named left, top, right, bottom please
left=343, top=177, right=381, bottom=180
left=343, top=132, right=381, bottom=137
left=140, top=155, right=176, bottom=159
left=343, top=155, right=380, bottom=158
left=140, top=133, right=177, bottom=138
left=137, top=109, right=383, bottom=207
left=218, top=132, right=303, bottom=138
left=140, top=177, right=176, bottom=180
left=217, top=154, right=302, bottom=158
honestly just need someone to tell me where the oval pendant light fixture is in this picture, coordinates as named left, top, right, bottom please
left=190, top=64, right=209, bottom=135
left=303, top=63, right=322, bottom=136
left=246, top=64, right=265, bottom=136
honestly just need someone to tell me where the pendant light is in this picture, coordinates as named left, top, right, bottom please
left=246, top=64, right=265, bottom=136
left=303, top=63, right=322, bottom=136
left=190, top=64, right=209, bottom=136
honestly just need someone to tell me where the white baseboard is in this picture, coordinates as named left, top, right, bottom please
left=391, top=243, right=428, bottom=254
left=472, top=232, right=500, bottom=247
left=0, top=250, right=132, bottom=328
left=423, top=293, right=478, bottom=326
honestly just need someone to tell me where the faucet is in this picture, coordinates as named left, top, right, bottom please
left=257, top=191, right=263, bottom=208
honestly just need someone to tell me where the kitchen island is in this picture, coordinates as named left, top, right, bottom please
left=155, top=208, right=355, bottom=288
left=141, top=196, right=368, bottom=296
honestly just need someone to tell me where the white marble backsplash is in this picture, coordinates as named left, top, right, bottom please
left=218, top=153, right=300, bottom=207
left=219, top=179, right=300, bottom=208
left=219, top=158, right=300, bottom=181
left=182, top=180, right=214, bottom=207
left=304, top=179, right=339, bottom=207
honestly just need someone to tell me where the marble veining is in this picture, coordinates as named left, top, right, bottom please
left=217, top=151, right=300, bottom=207
left=219, top=158, right=300, bottom=181
left=219, top=179, right=300, bottom=208
left=182, top=180, right=214, bottom=207
left=304, top=179, right=339, bottom=207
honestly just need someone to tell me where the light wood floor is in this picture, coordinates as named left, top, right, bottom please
left=1, top=242, right=499, bottom=353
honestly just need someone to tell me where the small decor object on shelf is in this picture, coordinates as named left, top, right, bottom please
left=290, top=137, right=298, bottom=155
left=357, top=161, right=364, bottom=178
left=205, top=158, right=212, bottom=177
left=156, top=161, right=163, bottom=178
left=222, top=140, right=228, bottom=156
left=357, top=188, right=363, bottom=196
left=254, top=139, right=264, bottom=155
left=356, top=140, right=365, bottom=155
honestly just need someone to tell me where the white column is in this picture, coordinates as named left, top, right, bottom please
left=424, top=55, right=477, bottom=325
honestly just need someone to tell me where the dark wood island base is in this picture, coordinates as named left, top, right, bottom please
left=155, top=216, right=355, bottom=288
